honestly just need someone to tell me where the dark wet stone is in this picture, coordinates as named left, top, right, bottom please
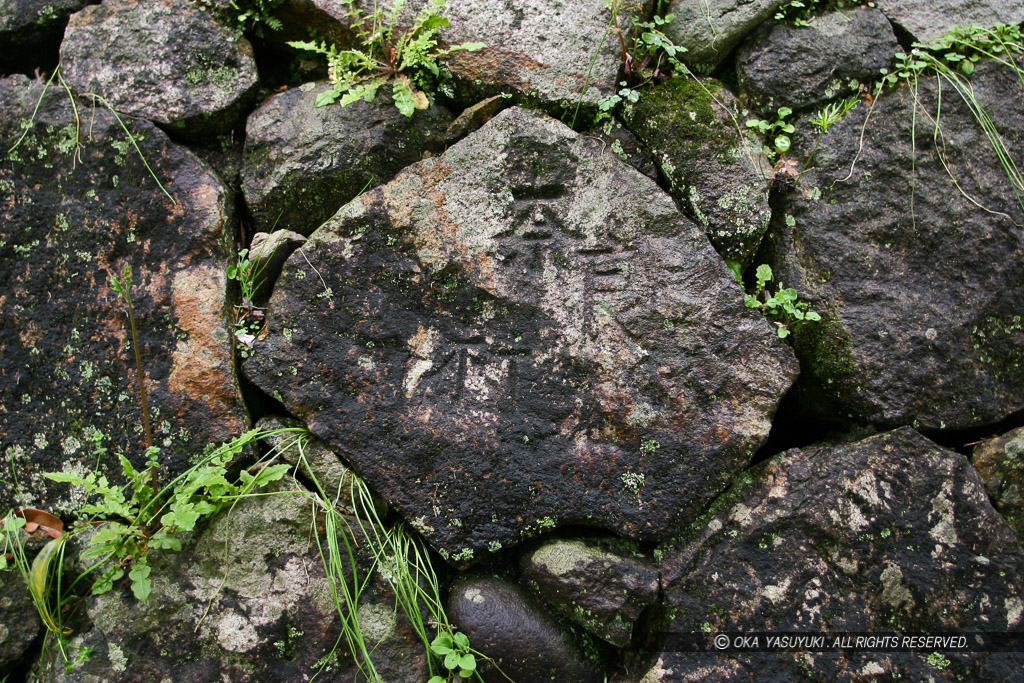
left=586, top=117, right=660, bottom=184
left=35, top=480, right=428, bottom=682
left=766, top=59, right=1024, bottom=430
left=241, top=81, right=451, bottom=237
left=520, top=537, right=659, bottom=647
left=737, top=7, right=899, bottom=115
left=0, top=563, right=41, bottom=673
left=448, top=576, right=603, bottom=683
left=60, top=0, right=258, bottom=138
left=0, top=0, right=93, bottom=74
left=0, top=75, right=247, bottom=514
left=874, top=0, right=1024, bottom=43
left=243, top=106, right=797, bottom=562
left=664, top=0, right=787, bottom=71
left=622, top=76, right=770, bottom=266
left=974, top=426, right=1024, bottom=545
left=642, top=428, right=1024, bottom=681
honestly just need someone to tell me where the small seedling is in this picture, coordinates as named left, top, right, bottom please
left=746, top=107, right=795, bottom=161
left=288, top=0, right=484, bottom=116
left=801, top=95, right=859, bottom=175
left=429, top=631, right=477, bottom=682
left=743, top=264, right=821, bottom=338
left=226, top=247, right=269, bottom=357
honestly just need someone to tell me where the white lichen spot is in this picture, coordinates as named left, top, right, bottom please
left=708, top=518, right=723, bottom=534
left=729, top=503, right=753, bottom=527
left=107, top=642, right=127, bottom=671
left=532, top=539, right=598, bottom=576
left=356, top=602, right=396, bottom=643
left=33, top=433, right=48, bottom=450
left=762, top=577, right=791, bottom=604
left=466, top=587, right=485, bottom=604
left=216, top=611, right=259, bottom=652
left=1006, top=596, right=1023, bottom=628
left=929, top=481, right=958, bottom=549
left=925, top=327, right=937, bottom=341
left=639, top=655, right=674, bottom=682
left=61, top=435, right=81, bottom=456
left=626, top=401, right=659, bottom=429
left=880, top=563, right=913, bottom=610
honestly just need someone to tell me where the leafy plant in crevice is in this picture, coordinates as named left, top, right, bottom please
left=800, top=94, right=859, bottom=177
left=872, top=23, right=1024, bottom=217
left=576, top=0, right=687, bottom=127
left=191, top=0, right=286, bottom=37
left=745, top=106, right=795, bottom=163
left=287, top=0, right=484, bottom=116
left=226, top=244, right=272, bottom=358
left=736, top=264, right=821, bottom=339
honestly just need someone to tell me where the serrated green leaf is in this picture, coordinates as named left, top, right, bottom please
left=393, top=80, right=416, bottom=117
left=130, top=560, right=151, bottom=601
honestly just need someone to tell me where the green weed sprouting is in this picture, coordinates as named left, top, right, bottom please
left=226, top=245, right=272, bottom=357
left=801, top=95, right=859, bottom=175
left=287, top=0, right=484, bottom=116
left=774, top=0, right=876, bottom=27
left=745, top=106, right=795, bottom=162
left=578, top=1, right=687, bottom=127
left=875, top=23, right=1024, bottom=216
left=738, top=264, right=821, bottom=339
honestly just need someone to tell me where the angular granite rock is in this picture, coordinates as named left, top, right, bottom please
left=37, top=481, right=428, bottom=682
left=766, top=59, right=1024, bottom=430
left=248, top=230, right=308, bottom=304
left=244, top=106, right=798, bottom=562
left=622, top=76, right=770, bottom=266
left=737, top=7, right=899, bottom=115
left=442, top=0, right=641, bottom=115
left=520, top=537, right=660, bottom=647
left=874, top=0, right=1024, bottom=43
left=242, top=82, right=452, bottom=236
left=448, top=576, right=603, bottom=683
left=974, top=426, right=1024, bottom=545
left=643, top=428, right=1024, bottom=681
left=0, top=0, right=92, bottom=74
left=61, top=0, right=258, bottom=138
left=664, top=0, right=787, bottom=71
left=0, top=75, right=247, bottom=514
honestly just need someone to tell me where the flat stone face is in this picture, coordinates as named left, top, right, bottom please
left=242, top=82, right=452, bottom=236
left=442, top=0, right=635, bottom=113
left=645, top=428, right=1024, bottom=681
left=737, top=7, right=899, bottom=115
left=244, top=107, right=797, bottom=563
left=770, top=59, right=1024, bottom=430
left=61, top=0, right=257, bottom=137
left=0, top=75, right=247, bottom=514
left=875, top=0, right=1024, bottom=43
left=665, top=0, right=787, bottom=70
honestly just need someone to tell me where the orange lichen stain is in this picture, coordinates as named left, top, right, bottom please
left=166, top=264, right=245, bottom=439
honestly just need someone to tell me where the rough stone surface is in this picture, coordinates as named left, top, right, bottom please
left=242, top=81, right=452, bottom=236
left=36, top=481, right=428, bottom=682
left=974, top=426, right=1024, bottom=545
left=441, top=0, right=640, bottom=115
left=448, top=576, right=603, bottom=683
left=60, top=0, right=258, bottom=138
left=643, top=428, right=1024, bottom=681
left=767, top=59, right=1024, bottom=430
left=0, top=75, right=247, bottom=514
left=875, top=0, right=1024, bottom=43
left=622, top=76, right=770, bottom=266
left=0, top=564, right=41, bottom=674
left=737, top=8, right=899, bottom=115
left=249, top=230, right=307, bottom=304
left=664, top=0, right=787, bottom=71
left=244, top=107, right=798, bottom=562
left=520, top=537, right=659, bottom=647
left=0, top=0, right=92, bottom=74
